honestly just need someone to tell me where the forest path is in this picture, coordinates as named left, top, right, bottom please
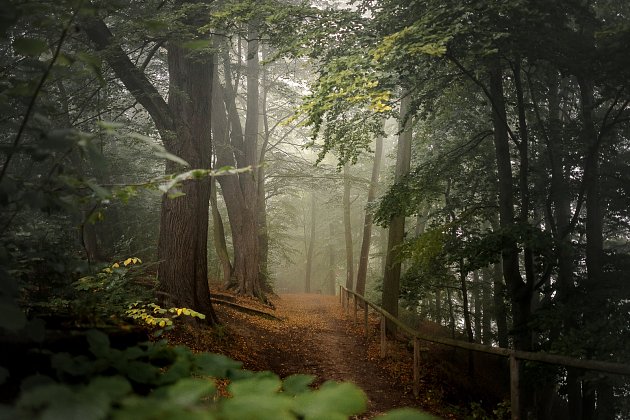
left=212, top=293, right=448, bottom=418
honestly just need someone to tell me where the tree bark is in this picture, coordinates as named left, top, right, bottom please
left=327, top=222, right=336, bottom=295
left=382, top=93, right=412, bottom=334
left=85, top=18, right=217, bottom=323
left=210, top=177, right=233, bottom=287
left=304, top=193, right=317, bottom=293
left=343, top=164, right=354, bottom=290
left=212, top=35, right=262, bottom=298
left=488, top=57, right=531, bottom=351
left=356, top=133, right=383, bottom=297
left=481, top=266, right=493, bottom=345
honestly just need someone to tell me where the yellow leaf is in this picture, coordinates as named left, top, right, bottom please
left=177, top=308, right=182, bottom=316
left=159, top=320, right=166, bottom=327
left=124, top=258, right=132, bottom=266
left=112, top=263, right=120, bottom=268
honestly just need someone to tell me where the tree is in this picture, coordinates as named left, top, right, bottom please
left=84, top=6, right=218, bottom=323
left=356, top=131, right=383, bottom=297
left=381, top=94, right=412, bottom=334
left=304, top=193, right=317, bottom=293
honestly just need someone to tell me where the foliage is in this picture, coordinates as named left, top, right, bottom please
left=0, top=329, right=375, bottom=420
left=126, top=303, right=206, bottom=330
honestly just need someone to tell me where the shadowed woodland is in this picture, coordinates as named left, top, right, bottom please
left=1, top=0, right=629, bottom=418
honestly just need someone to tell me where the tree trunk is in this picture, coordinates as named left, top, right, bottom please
left=327, top=223, right=336, bottom=295
left=460, top=265, right=474, bottom=343
left=356, top=133, right=383, bottom=297
left=481, top=267, right=493, bottom=345
left=434, top=288, right=442, bottom=325
left=472, top=270, right=482, bottom=343
left=343, top=164, right=354, bottom=290
left=84, top=18, right=218, bottom=323
left=492, top=259, right=509, bottom=348
left=304, top=193, right=317, bottom=293
left=382, top=93, right=413, bottom=334
left=212, top=35, right=262, bottom=299
left=157, top=41, right=217, bottom=322
left=257, top=43, right=270, bottom=290
left=210, top=177, right=233, bottom=287
left=579, top=75, right=605, bottom=420
left=488, top=57, right=531, bottom=352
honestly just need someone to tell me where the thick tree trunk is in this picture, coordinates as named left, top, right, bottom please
left=157, top=41, right=217, bottom=322
left=356, top=134, right=383, bottom=297
left=85, top=18, right=218, bottom=323
left=343, top=164, right=354, bottom=290
left=382, top=94, right=412, bottom=334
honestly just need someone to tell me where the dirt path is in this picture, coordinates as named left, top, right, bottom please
left=173, top=292, right=496, bottom=418
left=231, top=293, right=431, bottom=418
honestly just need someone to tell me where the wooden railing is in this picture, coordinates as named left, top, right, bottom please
left=339, top=286, right=630, bottom=420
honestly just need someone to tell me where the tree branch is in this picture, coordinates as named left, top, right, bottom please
left=82, top=18, right=174, bottom=135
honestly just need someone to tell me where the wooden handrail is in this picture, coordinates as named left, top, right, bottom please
left=339, top=285, right=630, bottom=376
left=339, top=285, right=630, bottom=419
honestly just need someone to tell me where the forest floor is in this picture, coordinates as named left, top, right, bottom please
left=167, top=292, right=509, bottom=419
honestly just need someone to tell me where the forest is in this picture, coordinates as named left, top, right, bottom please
left=1, top=0, right=629, bottom=418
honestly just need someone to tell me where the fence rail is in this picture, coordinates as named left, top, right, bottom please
left=339, top=285, right=630, bottom=420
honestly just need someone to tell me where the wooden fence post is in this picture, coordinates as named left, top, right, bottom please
left=510, top=353, right=520, bottom=420
left=345, top=291, right=350, bottom=314
left=339, top=285, right=342, bottom=305
left=380, top=315, right=386, bottom=358
left=413, top=337, right=420, bottom=398
left=353, top=294, right=358, bottom=322
left=364, top=302, right=369, bottom=339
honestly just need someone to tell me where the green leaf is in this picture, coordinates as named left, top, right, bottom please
left=51, top=353, right=94, bottom=376
left=220, top=394, right=294, bottom=420
left=86, top=180, right=111, bottom=200
left=282, top=374, right=315, bottom=396
left=293, top=381, right=367, bottom=419
left=17, top=383, right=74, bottom=409
left=194, top=353, right=242, bottom=378
left=228, top=372, right=282, bottom=397
left=183, top=40, right=212, bottom=50
left=374, top=408, right=439, bottom=420
left=85, top=376, right=132, bottom=401
left=87, top=329, right=111, bottom=358
left=154, top=150, right=190, bottom=167
left=159, top=353, right=193, bottom=385
left=125, top=361, right=160, bottom=384
left=165, top=378, right=215, bottom=406
left=13, top=38, right=48, bottom=56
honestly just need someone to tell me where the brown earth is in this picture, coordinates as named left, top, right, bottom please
left=168, top=292, right=507, bottom=419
